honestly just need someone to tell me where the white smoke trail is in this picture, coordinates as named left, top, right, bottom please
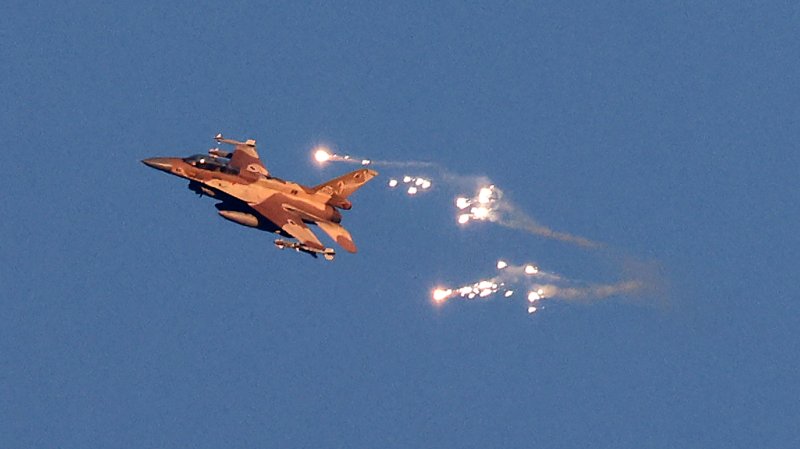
left=454, top=184, right=603, bottom=249
left=433, top=260, right=646, bottom=315
left=315, top=145, right=601, bottom=247
left=313, top=146, right=438, bottom=168
left=311, top=146, right=665, bottom=310
left=536, top=280, right=644, bottom=301
left=364, top=160, right=439, bottom=169
left=494, top=201, right=603, bottom=249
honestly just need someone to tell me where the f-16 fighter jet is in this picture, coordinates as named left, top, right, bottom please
left=143, top=134, right=377, bottom=260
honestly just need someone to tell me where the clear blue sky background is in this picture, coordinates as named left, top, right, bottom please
left=3, top=1, right=799, bottom=448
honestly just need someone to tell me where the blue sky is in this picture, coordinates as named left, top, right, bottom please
left=2, top=1, right=799, bottom=447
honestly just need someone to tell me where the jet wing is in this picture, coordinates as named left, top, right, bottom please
left=251, top=195, right=325, bottom=251
left=316, top=220, right=357, bottom=253
left=215, top=134, right=269, bottom=177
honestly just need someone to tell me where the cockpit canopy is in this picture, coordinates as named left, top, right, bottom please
left=183, top=154, right=239, bottom=174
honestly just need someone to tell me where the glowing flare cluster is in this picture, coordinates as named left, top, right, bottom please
left=433, top=288, right=452, bottom=303
left=432, top=279, right=506, bottom=303
left=455, top=185, right=499, bottom=225
left=432, top=257, right=643, bottom=316
left=388, top=176, right=433, bottom=196
left=431, top=259, right=549, bottom=315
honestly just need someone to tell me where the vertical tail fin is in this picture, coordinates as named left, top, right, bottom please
left=313, top=168, right=378, bottom=199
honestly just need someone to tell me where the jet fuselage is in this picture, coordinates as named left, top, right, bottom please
left=143, top=135, right=377, bottom=260
left=142, top=156, right=342, bottom=229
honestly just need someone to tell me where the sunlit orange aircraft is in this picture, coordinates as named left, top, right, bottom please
left=143, top=134, right=377, bottom=260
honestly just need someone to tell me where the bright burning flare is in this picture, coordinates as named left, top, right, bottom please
left=472, top=206, right=490, bottom=219
left=478, top=187, right=494, bottom=204
left=314, top=148, right=332, bottom=163
left=454, top=185, right=499, bottom=225
left=433, top=288, right=452, bottom=303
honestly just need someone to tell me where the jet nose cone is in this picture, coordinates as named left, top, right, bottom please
left=141, top=157, right=174, bottom=172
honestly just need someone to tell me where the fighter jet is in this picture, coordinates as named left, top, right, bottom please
left=142, top=134, right=377, bottom=260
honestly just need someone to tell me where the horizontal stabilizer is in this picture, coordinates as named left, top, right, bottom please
left=313, top=168, right=378, bottom=199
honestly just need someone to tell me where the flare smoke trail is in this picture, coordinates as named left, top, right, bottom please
left=433, top=260, right=646, bottom=315
left=364, top=160, right=439, bottom=169
left=315, top=146, right=601, bottom=247
left=455, top=185, right=603, bottom=249
left=313, top=146, right=437, bottom=169
left=541, top=280, right=644, bottom=300
left=493, top=198, right=602, bottom=249
left=312, top=145, right=667, bottom=314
